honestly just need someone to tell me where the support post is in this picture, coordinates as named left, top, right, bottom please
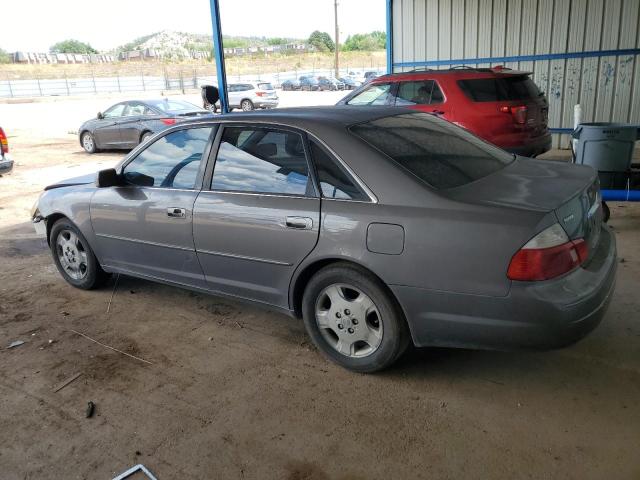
left=209, top=0, right=229, bottom=113
left=386, top=0, right=393, bottom=74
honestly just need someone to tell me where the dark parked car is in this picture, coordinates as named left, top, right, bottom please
left=33, top=107, right=616, bottom=373
left=281, top=79, right=301, bottom=91
left=299, top=76, right=319, bottom=91
left=318, top=77, right=345, bottom=91
left=338, top=66, right=552, bottom=157
left=78, top=99, right=211, bottom=153
left=0, top=127, right=13, bottom=175
left=364, top=71, right=379, bottom=81
left=339, top=77, right=361, bottom=90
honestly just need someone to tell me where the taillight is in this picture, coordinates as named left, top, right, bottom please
left=0, top=127, right=8, bottom=154
left=499, top=105, right=527, bottom=124
left=161, top=118, right=176, bottom=125
left=507, top=223, right=588, bottom=281
left=255, top=91, right=265, bottom=97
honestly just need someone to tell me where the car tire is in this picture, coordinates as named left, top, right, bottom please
left=50, top=218, right=109, bottom=290
left=240, top=99, right=254, bottom=111
left=140, top=131, right=153, bottom=144
left=302, top=262, right=410, bottom=373
left=81, top=131, right=97, bottom=154
left=602, top=201, right=610, bottom=223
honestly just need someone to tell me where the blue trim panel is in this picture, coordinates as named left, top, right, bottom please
left=602, top=189, right=640, bottom=202
left=386, top=0, right=393, bottom=75
left=393, top=48, right=640, bottom=69
left=549, top=128, right=574, bottom=134
left=209, top=0, right=229, bottom=113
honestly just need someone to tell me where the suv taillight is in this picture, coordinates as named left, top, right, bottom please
left=0, top=127, right=8, bottom=154
left=507, top=223, right=588, bottom=281
left=255, top=91, right=265, bottom=97
left=499, top=105, right=527, bottom=124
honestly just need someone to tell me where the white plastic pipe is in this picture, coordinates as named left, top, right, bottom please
left=573, top=104, right=582, bottom=152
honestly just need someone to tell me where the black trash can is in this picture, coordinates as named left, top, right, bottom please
left=572, top=123, right=638, bottom=189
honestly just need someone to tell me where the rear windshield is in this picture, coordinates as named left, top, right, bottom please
left=148, top=99, right=201, bottom=113
left=350, top=113, right=514, bottom=189
left=257, top=82, right=274, bottom=90
left=458, top=75, right=541, bottom=102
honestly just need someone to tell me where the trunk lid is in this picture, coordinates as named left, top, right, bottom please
left=448, top=157, right=602, bottom=252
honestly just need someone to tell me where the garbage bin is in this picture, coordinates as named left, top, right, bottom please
left=572, top=123, right=638, bottom=189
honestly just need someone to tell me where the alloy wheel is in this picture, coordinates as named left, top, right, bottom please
left=315, top=284, right=383, bottom=358
left=56, top=229, right=89, bottom=280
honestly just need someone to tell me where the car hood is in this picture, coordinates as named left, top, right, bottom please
left=446, top=157, right=597, bottom=212
left=44, top=173, right=96, bottom=191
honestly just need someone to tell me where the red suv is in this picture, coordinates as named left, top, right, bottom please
left=337, top=66, right=551, bottom=157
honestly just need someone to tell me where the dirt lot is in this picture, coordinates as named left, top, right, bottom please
left=1, top=98, right=639, bottom=479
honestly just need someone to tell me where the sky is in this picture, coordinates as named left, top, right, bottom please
left=0, top=0, right=385, bottom=52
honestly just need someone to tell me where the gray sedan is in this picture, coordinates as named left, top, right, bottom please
left=32, top=107, right=617, bottom=372
left=78, top=99, right=212, bottom=153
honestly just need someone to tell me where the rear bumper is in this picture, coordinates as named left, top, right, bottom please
left=255, top=99, right=279, bottom=109
left=0, top=156, right=14, bottom=175
left=392, top=225, right=617, bottom=351
left=503, top=133, right=552, bottom=157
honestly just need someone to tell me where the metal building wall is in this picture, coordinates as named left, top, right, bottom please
left=391, top=0, right=640, bottom=148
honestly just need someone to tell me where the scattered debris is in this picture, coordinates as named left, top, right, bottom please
left=70, top=329, right=153, bottom=365
left=106, top=273, right=121, bottom=314
left=208, top=337, right=213, bottom=341
left=7, top=340, right=25, bottom=349
left=440, top=401, right=447, bottom=408
left=235, top=321, right=243, bottom=329
left=112, top=464, right=158, bottom=480
left=86, top=401, right=95, bottom=418
left=48, top=339, right=55, bottom=345
left=60, top=311, right=70, bottom=316
left=53, top=372, right=83, bottom=392
left=619, top=258, right=625, bottom=263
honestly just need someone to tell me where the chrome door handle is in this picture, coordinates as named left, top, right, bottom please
left=167, top=207, right=187, bottom=218
left=286, top=216, right=313, bottom=230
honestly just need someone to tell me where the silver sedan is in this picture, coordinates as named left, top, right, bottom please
left=32, top=107, right=617, bottom=372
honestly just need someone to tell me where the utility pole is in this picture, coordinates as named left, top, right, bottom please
left=334, top=0, right=339, bottom=78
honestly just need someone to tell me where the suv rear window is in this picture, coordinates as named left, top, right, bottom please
left=458, top=75, right=541, bottom=102
left=350, top=113, right=514, bottom=189
left=257, top=82, right=274, bottom=90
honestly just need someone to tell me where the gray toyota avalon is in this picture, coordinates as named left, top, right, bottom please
left=32, top=107, right=617, bottom=372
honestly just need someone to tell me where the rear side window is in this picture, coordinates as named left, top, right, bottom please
left=395, top=80, right=444, bottom=106
left=458, top=75, right=541, bottom=102
left=350, top=113, right=514, bottom=189
left=257, top=82, right=274, bottom=90
left=212, top=127, right=312, bottom=196
left=309, top=141, right=368, bottom=201
left=347, top=83, right=393, bottom=106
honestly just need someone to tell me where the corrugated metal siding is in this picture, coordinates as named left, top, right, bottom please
left=392, top=0, right=640, bottom=148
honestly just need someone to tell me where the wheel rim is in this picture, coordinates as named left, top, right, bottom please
left=56, top=229, right=89, bottom=280
left=82, top=133, right=94, bottom=151
left=315, top=284, right=383, bottom=358
left=242, top=100, right=252, bottom=111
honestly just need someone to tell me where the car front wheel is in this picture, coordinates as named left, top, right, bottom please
left=50, top=219, right=108, bottom=290
left=302, top=263, right=410, bottom=373
left=81, top=131, right=97, bottom=153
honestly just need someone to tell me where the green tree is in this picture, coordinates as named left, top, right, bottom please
left=308, top=31, right=335, bottom=52
left=0, top=48, right=11, bottom=64
left=343, top=31, right=386, bottom=51
left=50, top=39, right=98, bottom=54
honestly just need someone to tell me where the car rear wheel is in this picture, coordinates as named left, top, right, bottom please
left=302, top=263, right=410, bottom=373
left=50, top=219, right=109, bottom=290
left=81, top=131, right=97, bottom=154
left=140, top=131, right=153, bottom=144
left=241, top=99, right=254, bottom=111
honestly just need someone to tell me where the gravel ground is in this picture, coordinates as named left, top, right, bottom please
left=0, top=95, right=639, bottom=479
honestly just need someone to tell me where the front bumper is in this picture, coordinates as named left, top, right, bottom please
left=0, top=156, right=14, bottom=175
left=392, top=225, right=617, bottom=351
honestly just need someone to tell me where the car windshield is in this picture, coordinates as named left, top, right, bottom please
left=147, top=99, right=202, bottom=113
left=457, top=75, right=542, bottom=102
left=350, top=113, right=514, bottom=189
left=257, top=82, right=274, bottom=90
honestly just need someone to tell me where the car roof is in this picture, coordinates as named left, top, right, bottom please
left=178, top=105, right=405, bottom=130
left=373, top=67, right=533, bottom=82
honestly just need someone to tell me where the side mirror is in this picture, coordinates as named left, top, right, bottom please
left=96, top=168, right=122, bottom=188
left=123, top=171, right=154, bottom=187
left=97, top=112, right=104, bottom=120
